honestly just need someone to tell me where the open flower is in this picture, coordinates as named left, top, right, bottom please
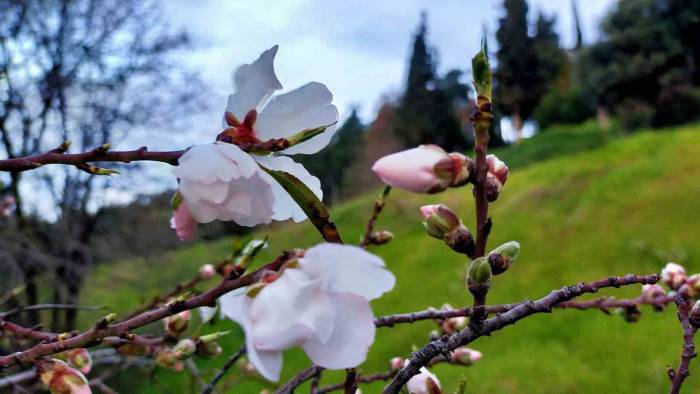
left=220, top=243, right=395, bottom=381
left=173, top=143, right=275, bottom=227
left=372, top=145, right=471, bottom=193
left=172, top=46, right=336, bottom=237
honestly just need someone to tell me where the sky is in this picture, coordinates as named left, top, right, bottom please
left=162, top=0, right=615, bottom=142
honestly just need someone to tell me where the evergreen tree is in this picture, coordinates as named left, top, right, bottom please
left=572, top=0, right=583, bottom=50
left=394, top=13, right=470, bottom=151
left=298, top=109, right=365, bottom=203
left=493, top=0, right=539, bottom=141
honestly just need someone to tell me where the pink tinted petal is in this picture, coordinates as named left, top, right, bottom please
left=300, top=244, right=395, bottom=300
left=224, top=46, right=283, bottom=124
left=371, top=146, right=448, bottom=193
left=170, top=201, right=198, bottom=241
left=302, top=292, right=375, bottom=369
left=256, top=82, right=339, bottom=155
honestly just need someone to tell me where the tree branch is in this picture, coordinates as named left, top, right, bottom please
left=359, top=186, right=391, bottom=248
left=201, top=345, right=247, bottom=394
left=382, top=273, right=659, bottom=393
left=276, top=365, right=324, bottom=394
left=668, top=296, right=698, bottom=394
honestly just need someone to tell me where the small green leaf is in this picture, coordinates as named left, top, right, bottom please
left=471, top=40, right=492, bottom=101
left=286, top=122, right=337, bottom=147
left=259, top=164, right=342, bottom=244
left=171, top=191, right=182, bottom=211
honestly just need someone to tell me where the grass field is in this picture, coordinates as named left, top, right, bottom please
left=80, top=123, right=700, bottom=393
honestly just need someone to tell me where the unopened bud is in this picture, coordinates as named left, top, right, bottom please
left=487, top=241, right=520, bottom=275
left=199, top=264, right=216, bottom=279
left=640, top=284, right=666, bottom=306
left=406, top=362, right=442, bottom=394
left=155, top=348, right=183, bottom=371
left=368, top=230, right=394, bottom=245
left=196, top=340, right=223, bottom=358
left=164, top=310, right=191, bottom=337
left=434, top=152, right=475, bottom=188
left=389, top=356, right=404, bottom=372
left=661, top=262, right=687, bottom=290
left=36, top=358, right=90, bottom=394
left=619, top=305, right=641, bottom=323
left=173, top=339, right=196, bottom=359
left=468, top=257, right=492, bottom=285
left=61, top=348, right=92, bottom=374
left=444, top=227, right=476, bottom=256
left=450, top=347, right=482, bottom=366
left=484, top=154, right=509, bottom=202
left=683, top=274, right=700, bottom=298
left=690, top=301, right=700, bottom=328
left=421, top=205, right=460, bottom=239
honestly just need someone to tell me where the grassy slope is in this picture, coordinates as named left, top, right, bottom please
left=82, top=124, right=700, bottom=393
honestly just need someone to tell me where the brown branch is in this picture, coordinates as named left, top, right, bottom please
left=0, top=252, right=296, bottom=369
left=317, top=371, right=396, bottom=394
left=374, top=294, right=674, bottom=328
left=668, top=296, right=698, bottom=394
left=0, top=145, right=184, bottom=172
left=359, top=186, right=391, bottom=248
left=0, top=304, right=107, bottom=319
left=123, top=272, right=209, bottom=321
left=383, top=274, right=660, bottom=393
left=201, top=345, right=247, bottom=394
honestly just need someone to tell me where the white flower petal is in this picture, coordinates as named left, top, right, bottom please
left=219, top=292, right=283, bottom=381
left=254, top=155, right=322, bottom=222
left=302, top=292, right=375, bottom=369
left=223, top=46, right=283, bottom=125
left=256, top=82, right=339, bottom=155
left=251, top=269, right=335, bottom=349
left=198, top=305, right=218, bottom=324
left=300, top=244, right=396, bottom=300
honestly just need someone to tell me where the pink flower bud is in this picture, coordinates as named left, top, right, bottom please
left=451, top=347, right=482, bottom=365
left=62, top=348, right=92, bottom=374
left=640, top=284, right=666, bottom=303
left=373, top=145, right=468, bottom=194
left=36, top=358, right=91, bottom=394
left=661, top=262, right=686, bottom=290
left=389, top=356, right=404, bottom=372
left=484, top=154, right=509, bottom=202
left=164, top=310, right=191, bottom=337
left=199, top=264, right=216, bottom=279
left=170, top=201, right=198, bottom=241
left=420, top=205, right=460, bottom=238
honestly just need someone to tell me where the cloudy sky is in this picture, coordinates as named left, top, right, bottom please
left=161, top=0, right=614, bottom=141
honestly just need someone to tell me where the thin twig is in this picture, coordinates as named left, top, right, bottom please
left=0, top=304, right=107, bottom=319
left=382, top=274, right=660, bottom=393
left=359, top=186, right=391, bottom=248
left=201, top=345, right=247, bottom=394
left=0, top=252, right=297, bottom=369
left=276, top=365, right=324, bottom=394
left=668, top=296, right=698, bottom=394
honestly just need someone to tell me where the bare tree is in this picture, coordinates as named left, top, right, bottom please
left=0, top=0, right=202, bottom=329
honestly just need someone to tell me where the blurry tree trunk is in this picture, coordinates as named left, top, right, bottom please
left=512, top=112, right=523, bottom=143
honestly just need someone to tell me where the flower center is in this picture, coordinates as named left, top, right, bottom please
left=217, top=109, right=261, bottom=146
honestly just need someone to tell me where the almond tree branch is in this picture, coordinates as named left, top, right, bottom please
left=374, top=294, right=675, bottom=327
left=0, top=251, right=297, bottom=369
left=0, top=304, right=108, bottom=319
left=276, top=365, right=324, bottom=394
left=382, top=273, right=660, bottom=393
left=201, top=345, right=247, bottom=394
left=0, top=145, right=184, bottom=172
left=668, top=296, right=698, bottom=394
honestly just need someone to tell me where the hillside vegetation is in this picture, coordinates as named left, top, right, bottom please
left=81, top=124, right=700, bottom=393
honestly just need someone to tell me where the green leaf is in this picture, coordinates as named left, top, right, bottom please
left=258, top=164, right=342, bottom=243
left=471, top=39, right=492, bottom=101
left=285, top=122, right=337, bottom=147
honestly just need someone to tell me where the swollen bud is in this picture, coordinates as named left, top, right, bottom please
left=199, top=264, right=216, bottom=279
left=468, top=257, right=492, bottom=285
left=406, top=362, right=442, bottom=394
left=36, top=358, right=91, bottom=394
left=487, top=241, right=520, bottom=275
left=690, top=301, right=700, bottom=328
left=368, top=230, right=394, bottom=245
left=661, top=262, right=687, bottom=290
left=421, top=205, right=475, bottom=256
left=484, top=155, right=509, bottom=202
left=680, top=274, right=700, bottom=298
left=389, top=356, right=404, bottom=372
left=164, top=310, right=191, bottom=337
left=450, top=347, right=483, bottom=366
left=173, top=339, right=197, bottom=359
left=155, top=348, right=183, bottom=371
left=61, top=348, right=92, bottom=374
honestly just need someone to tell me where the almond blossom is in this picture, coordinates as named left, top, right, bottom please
left=220, top=243, right=395, bottom=381
left=405, top=361, right=441, bottom=394
left=171, top=46, right=338, bottom=237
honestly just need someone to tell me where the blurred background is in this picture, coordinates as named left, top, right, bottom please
left=1, top=0, right=699, bottom=392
